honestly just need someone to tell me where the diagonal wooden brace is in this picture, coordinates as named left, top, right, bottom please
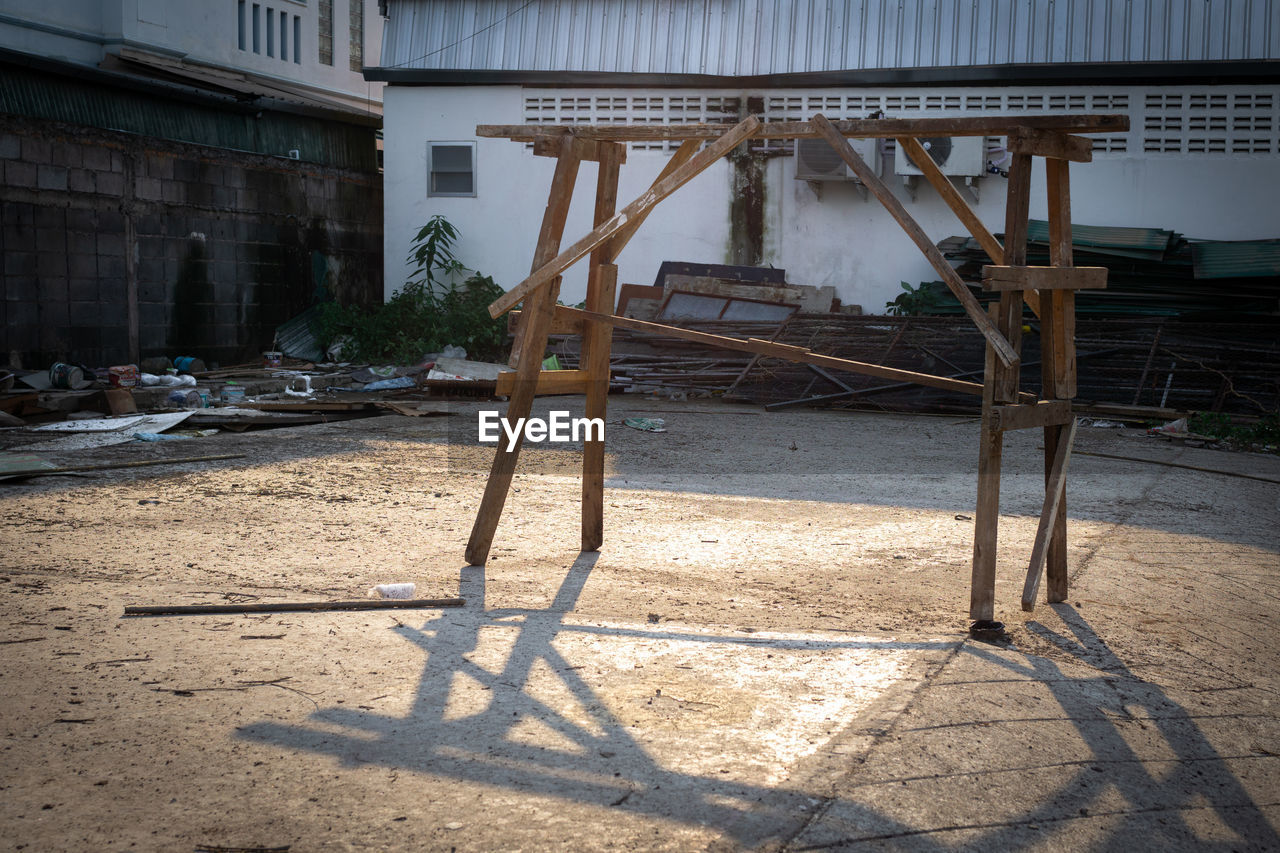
left=811, top=115, right=1019, bottom=368
left=1021, top=418, right=1078, bottom=611
left=489, top=115, right=761, bottom=318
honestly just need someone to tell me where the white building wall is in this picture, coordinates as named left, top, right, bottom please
left=0, top=0, right=384, bottom=109
left=383, top=82, right=1280, bottom=313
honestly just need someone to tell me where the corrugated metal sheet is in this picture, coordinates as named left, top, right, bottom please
left=379, top=0, right=1279, bottom=74
left=0, top=61, right=379, bottom=171
left=1192, top=239, right=1280, bottom=278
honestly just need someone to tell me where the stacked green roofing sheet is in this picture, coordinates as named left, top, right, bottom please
left=936, top=220, right=1280, bottom=318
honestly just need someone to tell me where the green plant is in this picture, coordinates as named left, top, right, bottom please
left=885, top=281, right=946, bottom=316
left=1187, top=411, right=1280, bottom=453
left=314, top=216, right=509, bottom=364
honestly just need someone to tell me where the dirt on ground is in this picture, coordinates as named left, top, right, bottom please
left=1, top=397, right=1277, bottom=851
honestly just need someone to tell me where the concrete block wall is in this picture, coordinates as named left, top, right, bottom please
left=1, top=114, right=382, bottom=369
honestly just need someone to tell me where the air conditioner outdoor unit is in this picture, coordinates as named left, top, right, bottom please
left=795, top=137, right=879, bottom=181
left=893, top=135, right=985, bottom=177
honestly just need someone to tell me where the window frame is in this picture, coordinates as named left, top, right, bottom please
left=427, top=141, right=477, bottom=198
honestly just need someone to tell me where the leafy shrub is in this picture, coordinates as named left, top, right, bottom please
left=315, top=216, right=509, bottom=364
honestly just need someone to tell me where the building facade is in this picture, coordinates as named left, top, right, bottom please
left=370, top=0, right=1279, bottom=314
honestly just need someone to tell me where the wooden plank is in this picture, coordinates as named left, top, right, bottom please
left=810, top=114, right=1019, bottom=369
left=1046, top=158, right=1078, bottom=400
left=494, top=369, right=593, bottom=397
left=581, top=267, right=617, bottom=550
left=1004, top=153, right=1033, bottom=266
left=990, top=401, right=1072, bottom=432
left=508, top=308, right=584, bottom=337
left=970, top=305, right=1004, bottom=623
left=1050, top=290, right=1076, bottom=399
left=994, top=290, right=1023, bottom=403
left=533, top=134, right=628, bottom=164
left=557, top=305, right=987, bottom=396
left=466, top=136, right=581, bottom=567
left=582, top=145, right=622, bottom=552
left=477, top=114, right=1131, bottom=142
left=607, top=139, right=700, bottom=259
left=982, top=265, right=1108, bottom=291
left=507, top=134, right=583, bottom=368
left=1022, top=418, right=1078, bottom=611
left=897, top=136, right=1006, bottom=265
left=490, top=117, right=761, bottom=318
left=1007, top=127, right=1094, bottom=162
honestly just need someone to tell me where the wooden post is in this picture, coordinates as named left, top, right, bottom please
left=465, top=136, right=582, bottom=566
left=970, top=304, right=1005, bottom=624
left=1043, top=157, right=1074, bottom=603
left=581, top=144, right=623, bottom=552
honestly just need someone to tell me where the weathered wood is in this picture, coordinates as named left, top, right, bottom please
left=494, top=369, right=593, bottom=397
left=897, top=136, right=1006, bottom=265
left=810, top=114, right=1019, bottom=369
left=509, top=308, right=584, bottom=337
left=533, top=134, right=628, bottom=164
left=1044, top=156, right=1074, bottom=602
left=582, top=145, right=622, bottom=552
left=467, top=136, right=581, bottom=566
left=990, top=401, right=1073, bottom=432
left=1022, top=419, right=1078, bottom=611
left=557, top=305, right=987, bottom=396
left=1004, top=153, right=1033, bottom=266
left=606, top=139, right=699, bottom=259
left=981, top=266, right=1108, bottom=291
left=970, top=306, right=1004, bottom=622
left=477, top=114, right=1130, bottom=142
left=581, top=267, right=617, bottom=551
left=124, top=598, right=466, bottom=616
left=994, top=291, right=1023, bottom=403
left=1007, top=127, right=1094, bottom=162
left=490, top=116, right=761, bottom=318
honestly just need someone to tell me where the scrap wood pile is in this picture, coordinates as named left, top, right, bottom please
left=550, top=314, right=1279, bottom=419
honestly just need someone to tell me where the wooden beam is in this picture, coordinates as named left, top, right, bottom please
left=970, top=305, right=1005, bottom=623
left=558, top=305, right=987, bottom=396
left=810, top=114, right=1019, bottom=369
left=1044, top=157, right=1076, bottom=604
left=466, top=135, right=581, bottom=567
left=1022, top=418, right=1078, bottom=611
left=533, top=134, right=628, bottom=164
left=495, top=369, right=594, bottom=397
left=489, top=116, right=761, bottom=318
left=582, top=144, right=622, bottom=552
left=897, top=136, right=1006, bottom=265
left=509, top=309, right=584, bottom=337
left=982, top=266, right=1108, bottom=291
left=477, top=114, right=1131, bottom=142
left=606, top=139, right=699, bottom=259
left=990, top=401, right=1072, bottom=432
left=1007, top=127, right=1093, bottom=162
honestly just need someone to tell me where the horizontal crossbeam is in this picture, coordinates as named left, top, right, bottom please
left=495, top=369, right=593, bottom=396
left=982, top=266, right=1109, bottom=291
left=478, top=114, right=1130, bottom=142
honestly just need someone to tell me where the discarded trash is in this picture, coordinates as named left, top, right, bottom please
left=623, top=417, right=667, bottom=433
left=542, top=354, right=562, bottom=371
left=133, top=432, right=188, bottom=442
left=19, top=412, right=195, bottom=451
left=263, top=351, right=283, bottom=369
left=167, top=390, right=202, bottom=409
left=1080, top=418, right=1125, bottom=428
left=49, top=363, right=93, bottom=390
left=362, top=376, right=415, bottom=391
left=440, top=344, right=467, bottom=359
left=221, top=383, right=246, bottom=404
left=1149, top=417, right=1189, bottom=436
left=369, top=583, right=416, bottom=600
left=283, top=376, right=313, bottom=396
left=140, top=373, right=196, bottom=388
left=108, top=365, right=140, bottom=388
left=172, top=356, right=206, bottom=374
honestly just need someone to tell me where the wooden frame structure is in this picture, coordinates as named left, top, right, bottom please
left=466, top=112, right=1129, bottom=630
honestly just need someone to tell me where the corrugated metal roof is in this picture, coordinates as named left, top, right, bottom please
left=379, top=0, right=1279, bottom=75
left=1026, top=220, right=1177, bottom=259
left=1192, top=239, right=1280, bottom=279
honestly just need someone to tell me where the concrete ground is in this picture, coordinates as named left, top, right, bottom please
left=1, top=397, right=1277, bottom=851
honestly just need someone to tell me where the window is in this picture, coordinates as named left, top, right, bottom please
left=266, top=7, right=274, bottom=57
left=238, top=1, right=246, bottom=50
left=293, top=16, right=301, bottom=63
left=280, top=10, right=287, bottom=59
left=318, top=0, right=333, bottom=65
left=349, top=0, right=364, bottom=71
left=428, top=143, right=475, bottom=197
left=252, top=3, right=260, bottom=53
